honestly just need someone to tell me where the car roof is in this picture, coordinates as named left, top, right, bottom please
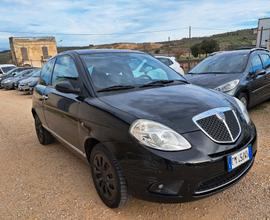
left=0, top=64, right=16, bottom=67
left=61, top=49, right=145, bottom=55
left=211, top=48, right=269, bottom=56
left=155, top=55, right=175, bottom=59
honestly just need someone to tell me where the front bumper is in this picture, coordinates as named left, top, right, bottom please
left=18, top=85, right=30, bottom=91
left=112, top=123, right=257, bottom=203
left=2, top=83, right=14, bottom=89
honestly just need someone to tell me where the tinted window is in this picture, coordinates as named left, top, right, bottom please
left=190, top=52, right=249, bottom=74
left=250, top=55, right=263, bottom=73
left=260, top=54, right=270, bottom=68
left=52, top=55, right=79, bottom=87
left=2, top=66, right=15, bottom=73
left=157, top=58, right=173, bottom=66
left=81, top=52, right=185, bottom=91
left=40, top=58, right=55, bottom=85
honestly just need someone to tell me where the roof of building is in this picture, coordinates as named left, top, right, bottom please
left=9, top=37, right=56, bottom=42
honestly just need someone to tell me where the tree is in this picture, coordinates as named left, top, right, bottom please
left=200, top=39, right=220, bottom=56
left=190, top=43, right=201, bottom=58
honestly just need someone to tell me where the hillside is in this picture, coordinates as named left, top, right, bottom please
left=0, top=28, right=256, bottom=64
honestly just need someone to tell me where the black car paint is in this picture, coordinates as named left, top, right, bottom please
left=186, top=49, right=270, bottom=108
left=32, top=50, right=257, bottom=202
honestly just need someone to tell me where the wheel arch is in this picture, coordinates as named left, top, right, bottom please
left=84, top=137, right=100, bottom=162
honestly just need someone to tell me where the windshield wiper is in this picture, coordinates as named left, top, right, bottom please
left=97, top=85, right=136, bottom=92
left=140, top=79, right=187, bottom=88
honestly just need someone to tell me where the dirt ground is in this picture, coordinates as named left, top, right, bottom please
left=0, top=90, right=269, bottom=220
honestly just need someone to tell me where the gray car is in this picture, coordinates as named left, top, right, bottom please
left=18, top=69, right=41, bottom=93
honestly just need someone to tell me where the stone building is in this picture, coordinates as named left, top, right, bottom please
left=256, top=18, right=270, bottom=50
left=9, top=37, right=57, bottom=67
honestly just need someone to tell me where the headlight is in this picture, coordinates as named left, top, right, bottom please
left=129, top=119, right=191, bottom=151
left=234, top=98, right=250, bottom=124
left=215, top=80, right=239, bottom=93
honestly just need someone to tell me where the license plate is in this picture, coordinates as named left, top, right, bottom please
left=227, top=145, right=252, bottom=172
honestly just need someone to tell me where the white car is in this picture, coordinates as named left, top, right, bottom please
left=155, top=56, right=184, bottom=75
left=0, top=64, right=16, bottom=76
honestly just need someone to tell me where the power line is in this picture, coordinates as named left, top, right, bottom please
left=0, top=26, right=251, bottom=37
left=0, top=27, right=189, bottom=36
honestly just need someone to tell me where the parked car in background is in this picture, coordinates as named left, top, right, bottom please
left=1, top=68, right=36, bottom=89
left=32, top=49, right=256, bottom=208
left=0, top=67, right=32, bottom=87
left=0, top=64, right=16, bottom=75
left=155, top=55, right=185, bottom=75
left=18, top=69, right=41, bottom=93
left=186, top=48, right=270, bottom=108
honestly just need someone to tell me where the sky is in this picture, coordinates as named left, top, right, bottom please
left=0, top=0, right=269, bottom=50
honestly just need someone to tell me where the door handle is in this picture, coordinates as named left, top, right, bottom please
left=42, top=95, right=48, bottom=100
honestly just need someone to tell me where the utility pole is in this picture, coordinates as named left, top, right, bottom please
left=167, top=36, right=170, bottom=55
left=188, top=26, right=191, bottom=70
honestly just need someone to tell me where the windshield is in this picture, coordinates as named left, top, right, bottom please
left=80, top=52, right=186, bottom=91
left=32, top=69, right=41, bottom=77
left=2, top=66, right=15, bottom=73
left=190, top=52, right=249, bottom=74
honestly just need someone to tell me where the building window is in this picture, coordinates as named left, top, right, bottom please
left=42, top=46, right=49, bottom=59
left=21, top=47, right=29, bottom=61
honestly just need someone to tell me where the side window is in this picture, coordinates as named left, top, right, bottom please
left=158, top=58, right=173, bottom=66
left=166, top=58, right=173, bottom=66
left=52, top=55, right=79, bottom=87
left=260, top=54, right=270, bottom=68
left=40, top=58, right=55, bottom=85
left=250, top=55, right=263, bottom=73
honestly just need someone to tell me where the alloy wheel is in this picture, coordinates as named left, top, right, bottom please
left=92, top=153, right=117, bottom=201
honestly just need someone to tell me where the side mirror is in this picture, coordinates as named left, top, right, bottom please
left=255, top=69, right=266, bottom=76
left=249, top=68, right=266, bottom=78
left=55, top=81, right=80, bottom=94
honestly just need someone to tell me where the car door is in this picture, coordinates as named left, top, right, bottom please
left=33, top=58, right=56, bottom=126
left=43, top=55, right=81, bottom=148
left=259, top=53, right=270, bottom=97
left=248, top=53, right=268, bottom=104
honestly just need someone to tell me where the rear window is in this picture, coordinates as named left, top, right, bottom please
left=157, top=58, right=173, bottom=66
left=2, top=66, right=15, bottom=73
left=190, top=52, right=249, bottom=74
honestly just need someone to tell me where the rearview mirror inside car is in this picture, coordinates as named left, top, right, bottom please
left=55, top=81, right=80, bottom=94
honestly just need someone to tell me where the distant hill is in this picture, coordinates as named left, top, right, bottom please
left=0, top=28, right=256, bottom=64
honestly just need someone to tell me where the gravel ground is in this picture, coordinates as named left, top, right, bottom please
left=0, top=90, right=269, bottom=220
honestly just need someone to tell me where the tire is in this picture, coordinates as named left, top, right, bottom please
left=34, top=115, right=54, bottom=145
left=238, top=93, right=249, bottom=109
left=90, top=144, right=128, bottom=208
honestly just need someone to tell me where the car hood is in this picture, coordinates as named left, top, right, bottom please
left=20, top=77, right=37, bottom=84
left=98, top=84, right=236, bottom=134
left=185, top=73, right=242, bottom=89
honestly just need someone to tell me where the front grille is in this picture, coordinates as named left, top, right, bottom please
left=193, top=107, right=241, bottom=143
left=194, top=160, right=252, bottom=195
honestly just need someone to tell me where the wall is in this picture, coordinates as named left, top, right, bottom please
left=9, top=37, right=57, bottom=67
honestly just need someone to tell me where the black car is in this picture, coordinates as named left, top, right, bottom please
left=186, top=48, right=270, bottom=108
left=32, top=49, right=257, bottom=208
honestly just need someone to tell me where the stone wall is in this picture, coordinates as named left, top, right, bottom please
left=9, top=37, right=57, bottom=67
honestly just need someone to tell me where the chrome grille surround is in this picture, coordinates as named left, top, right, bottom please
left=192, top=107, right=242, bottom=144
